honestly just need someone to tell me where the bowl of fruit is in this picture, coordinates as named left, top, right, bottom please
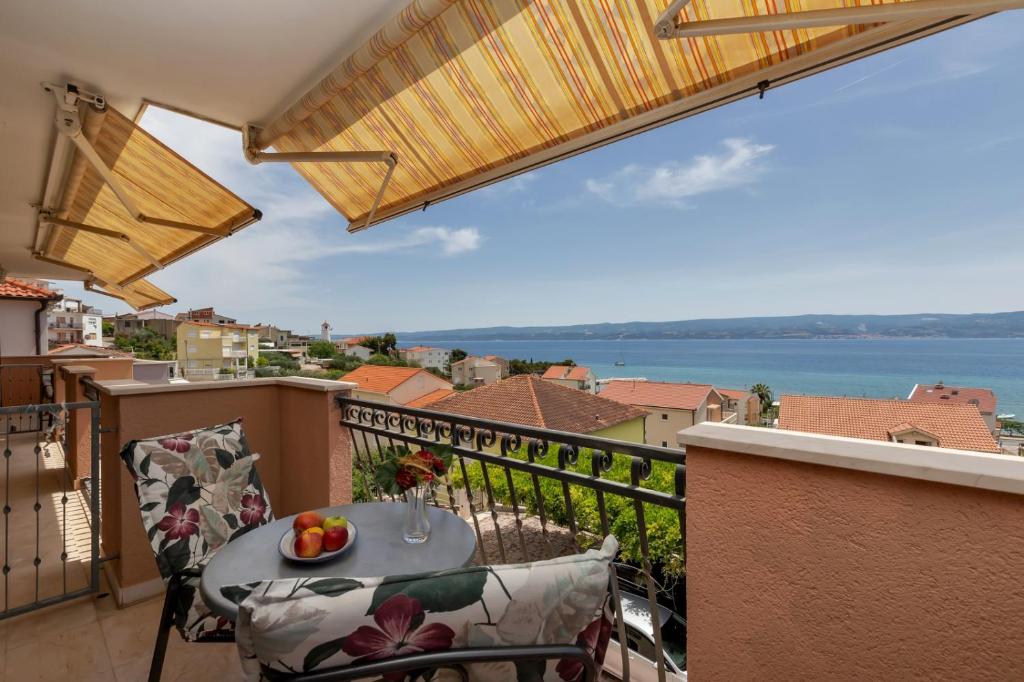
left=279, top=510, right=356, bottom=563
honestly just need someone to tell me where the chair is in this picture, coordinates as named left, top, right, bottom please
left=119, top=418, right=275, bottom=681
left=224, top=535, right=618, bottom=682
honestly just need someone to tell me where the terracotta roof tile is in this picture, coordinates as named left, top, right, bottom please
left=402, top=346, right=443, bottom=353
left=0, top=278, right=60, bottom=300
left=341, top=365, right=448, bottom=395
left=429, top=375, right=646, bottom=434
left=600, top=381, right=715, bottom=411
left=541, top=365, right=590, bottom=381
left=717, top=388, right=753, bottom=401
left=779, top=395, right=999, bottom=453
left=406, top=388, right=455, bottom=408
left=179, top=320, right=257, bottom=330
left=908, top=383, right=996, bottom=414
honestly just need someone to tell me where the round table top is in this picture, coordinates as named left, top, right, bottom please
left=200, top=502, right=477, bottom=620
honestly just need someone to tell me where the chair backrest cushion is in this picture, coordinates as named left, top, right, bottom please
left=120, top=418, right=274, bottom=579
left=228, top=535, right=618, bottom=681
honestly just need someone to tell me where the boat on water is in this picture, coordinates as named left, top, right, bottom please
left=614, top=360, right=625, bottom=366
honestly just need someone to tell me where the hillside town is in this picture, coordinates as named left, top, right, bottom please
left=1, top=276, right=1016, bottom=458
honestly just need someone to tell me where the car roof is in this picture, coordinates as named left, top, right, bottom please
left=619, top=591, right=676, bottom=635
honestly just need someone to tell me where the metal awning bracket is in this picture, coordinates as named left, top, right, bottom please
left=242, top=124, right=397, bottom=233
left=654, top=0, right=1024, bottom=40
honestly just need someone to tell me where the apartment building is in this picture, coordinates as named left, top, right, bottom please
left=398, top=346, right=450, bottom=371
left=176, top=320, right=259, bottom=381
left=450, top=355, right=504, bottom=386
left=541, top=365, right=596, bottom=393
left=600, top=380, right=724, bottom=449
left=47, top=297, right=102, bottom=347
left=254, top=324, right=293, bottom=349
left=175, top=307, right=237, bottom=325
left=336, top=337, right=373, bottom=361
left=717, top=388, right=762, bottom=426
left=107, top=310, right=179, bottom=339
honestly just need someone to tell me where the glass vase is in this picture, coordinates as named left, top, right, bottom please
left=403, top=485, right=431, bottom=544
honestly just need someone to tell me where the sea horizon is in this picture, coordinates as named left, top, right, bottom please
left=396, top=336, right=1024, bottom=419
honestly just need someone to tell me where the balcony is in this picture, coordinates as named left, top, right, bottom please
left=221, top=349, right=248, bottom=359
left=2, top=363, right=1023, bottom=681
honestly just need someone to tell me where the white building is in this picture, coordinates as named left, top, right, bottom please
left=399, top=346, right=451, bottom=371
left=48, top=298, right=103, bottom=347
left=451, top=355, right=503, bottom=386
left=0, top=277, right=61, bottom=355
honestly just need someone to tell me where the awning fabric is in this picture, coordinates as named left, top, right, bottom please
left=259, top=0, right=969, bottom=231
left=40, top=105, right=260, bottom=309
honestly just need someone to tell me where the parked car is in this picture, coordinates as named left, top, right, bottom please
left=603, top=567, right=686, bottom=681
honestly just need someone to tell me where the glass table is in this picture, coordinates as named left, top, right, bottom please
left=200, top=501, right=478, bottom=620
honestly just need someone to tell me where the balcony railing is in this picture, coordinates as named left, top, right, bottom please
left=338, top=396, right=686, bottom=680
left=221, top=349, right=248, bottom=358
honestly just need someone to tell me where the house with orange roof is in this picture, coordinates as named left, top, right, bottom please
left=779, top=395, right=999, bottom=453
left=405, top=388, right=455, bottom=409
left=541, top=365, right=596, bottom=393
left=429, top=375, right=646, bottom=443
left=398, top=346, right=451, bottom=372
left=176, top=320, right=259, bottom=381
left=717, top=387, right=762, bottom=426
left=340, top=365, right=453, bottom=406
left=599, top=380, right=725, bottom=449
left=908, top=382, right=998, bottom=435
left=0, top=276, right=61, bottom=356
left=335, top=336, right=373, bottom=361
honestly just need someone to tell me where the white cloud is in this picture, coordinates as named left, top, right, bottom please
left=478, top=171, right=538, bottom=197
left=585, top=138, right=774, bottom=207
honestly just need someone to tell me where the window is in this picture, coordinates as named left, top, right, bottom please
left=662, top=441, right=668, bottom=447
left=187, top=330, right=197, bottom=338
left=661, top=413, right=668, bottom=420
left=915, top=440, right=930, bottom=446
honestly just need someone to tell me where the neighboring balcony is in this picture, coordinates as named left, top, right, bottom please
left=221, top=348, right=248, bottom=358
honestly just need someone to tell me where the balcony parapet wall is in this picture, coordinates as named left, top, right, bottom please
left=89, top=377, right=356, bottom=605
left=678, top=423, right=1024, bottom=680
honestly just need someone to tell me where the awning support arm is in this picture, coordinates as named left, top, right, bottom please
left=242, top=124, right=397, bottom=232
left=654, top=0, right=1024, bottom=39
left=38, top=215, right=164, bottom=270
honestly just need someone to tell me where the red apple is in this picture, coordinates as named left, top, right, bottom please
left=294, top=528, right=324, bottom=558
left=323, top=526, right=349, bottom=552
left=293, top=511, right=324, bottom=535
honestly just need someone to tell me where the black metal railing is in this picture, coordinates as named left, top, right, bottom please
left=0, top=364, right=56, bottom=434
left=1, top=397, right=101, bottom=620
left=338, top=396, right=686, bottom=681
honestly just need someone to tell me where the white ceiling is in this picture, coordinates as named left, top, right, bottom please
left=0, top=0, right=408, bottom=280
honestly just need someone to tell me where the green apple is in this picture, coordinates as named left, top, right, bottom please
left=323, top=515, right=348, bottom=530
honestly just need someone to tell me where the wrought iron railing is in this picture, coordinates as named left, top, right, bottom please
left=338, top=396, right=686, bottom=681
left=1, top=398, right=101, bottom=620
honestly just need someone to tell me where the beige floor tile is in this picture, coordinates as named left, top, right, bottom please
left=99, top=597, right=164, bottom=668
left=4, top=596, right=96, bottom=649
left=114, top=637, right=241, bottom=682
left=4, top=614, right=113, bottom=681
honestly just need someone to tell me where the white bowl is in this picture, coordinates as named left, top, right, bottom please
left=279, top=522, right=357, bottom=563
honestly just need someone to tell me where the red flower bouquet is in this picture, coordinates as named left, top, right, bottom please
left=374, top=444, right=454, bottom=496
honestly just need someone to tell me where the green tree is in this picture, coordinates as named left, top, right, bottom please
left=113, top=328, right=175, bottom=360
left=508, top=358, right=575, bottom=376
left=1001, top=418, right=1024, bottom=437
left=102, top=321, right=115, bottom=336
left=750, top=383, right=775, bottom=423
left=450, top=348, right=468, bottom=363
left=360, top=333, right=398, bottom=355
left=308, top=340, right=336, bottom=358
left=326, top=354, right=363, bottom=372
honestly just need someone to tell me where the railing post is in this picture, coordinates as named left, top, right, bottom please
left=60, top=365, right=97, bottom=486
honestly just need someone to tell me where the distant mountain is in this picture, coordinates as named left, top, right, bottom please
left=391, top=312, right=1024, bottom=341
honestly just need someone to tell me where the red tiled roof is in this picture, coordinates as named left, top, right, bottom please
left=402, top=346, right=442, bottom=353
left=342, top=336, right=370, bottom=346
left=717, top=388, right=753, bottom=401
left=600, top=381, right=715, bottom=411
left=779, top=395, right=999, bottom=453
left=908, top=383, right=996, bottom=414
left=341, top=365, right=449, bottom=395
left=48, top=343, right=133, bottom=358
left=541, top=365, right=590, bottom=381
left=406, top=388, right=455, bottom=408
left=179, top=320, right=257, bottom=330
left=429, top=375, right=646, bottom=434
left=0, top=278, right=60, bottom=300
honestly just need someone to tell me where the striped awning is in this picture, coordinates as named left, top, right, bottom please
left=37, top=104, right=260, bottom=309
left=254, top=0, right=981, bottom=231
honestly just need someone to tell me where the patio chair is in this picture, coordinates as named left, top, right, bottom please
left=119, top=418, right=275, bottom=682
left=224, top=535, right=618, bottom=682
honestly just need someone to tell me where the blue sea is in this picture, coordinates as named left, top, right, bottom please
left=398, top=338, right=1024, bottom=418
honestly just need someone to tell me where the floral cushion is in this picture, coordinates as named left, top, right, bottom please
left=226, top=535, right=617, bottom=682
left=120, top=418, right=274, bottom=641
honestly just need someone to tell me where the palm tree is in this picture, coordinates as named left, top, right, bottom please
left=750, top=383, right=774, bottom=423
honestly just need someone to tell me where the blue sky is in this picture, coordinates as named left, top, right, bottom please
left=72, top=14, right=1024, bottom=334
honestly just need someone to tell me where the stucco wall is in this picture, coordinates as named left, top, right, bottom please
left=0, top=299, right=42, bottom=355
left=593, top=417, right=645, bottom=444
left=643, top=407, right=694, bottom=448
left=686, top=444, right=1024, bottom=680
